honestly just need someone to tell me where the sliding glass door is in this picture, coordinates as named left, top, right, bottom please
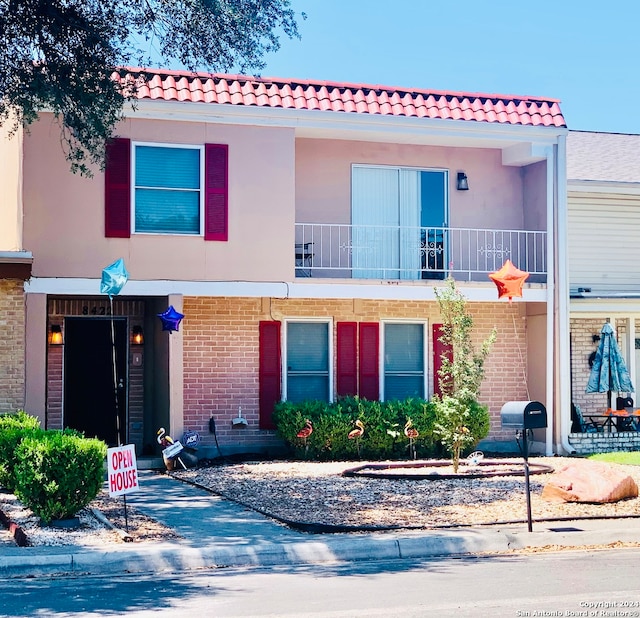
left=352, top=165, right=448, bottom=279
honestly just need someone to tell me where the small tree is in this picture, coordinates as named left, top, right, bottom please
left=433, top=278, right=496, bottom=471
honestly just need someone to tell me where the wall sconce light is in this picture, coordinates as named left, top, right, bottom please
left=131, top=325, right=144, bottom=346
left=49, top=325, right=63, bottom=346
left=456, top=172, right=469, bottom=191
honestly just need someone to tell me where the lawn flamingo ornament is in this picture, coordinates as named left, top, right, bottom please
left=404, top=418, right=419, bottom=460
left=157, top=427, right=186, bottom=471
left=348, top=419, right=365, bottom=459
left=296, top=419, right=313, bottom=458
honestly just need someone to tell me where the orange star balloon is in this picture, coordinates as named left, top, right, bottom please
left=488, top=259, right=529, bottom=302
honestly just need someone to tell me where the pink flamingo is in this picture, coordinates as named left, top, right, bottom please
left=296, top=419, right=313, bottom=458
left=404, top=418, right=419, bottom=460
left=348, top=419, right=365, bottom=459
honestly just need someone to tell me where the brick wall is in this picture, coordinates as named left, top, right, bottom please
left=570, top=317, right=629, bottom=416
left=182, top=297, right=529, bottom=450
left=0, top=279, right=25, bottom=411
left=568, top=431, right=640, bottom=455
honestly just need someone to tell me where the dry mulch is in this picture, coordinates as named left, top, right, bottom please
left=0, top=490, right=181, bottom=547
left=173, top=456, right=640, bottom=530
left=2, top=456, right=640, bottom=546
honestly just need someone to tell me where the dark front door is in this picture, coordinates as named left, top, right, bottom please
left=64, top=318, right=127, bottom=446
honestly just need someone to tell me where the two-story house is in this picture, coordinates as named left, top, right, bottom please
left=3, top=68, right=570, bottom=458
left=567, top=130, right=640, bottom=453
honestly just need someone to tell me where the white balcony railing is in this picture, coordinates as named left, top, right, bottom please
left=295, top=224, right=547, bottom=282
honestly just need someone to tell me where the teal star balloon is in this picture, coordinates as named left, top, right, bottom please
left=100, top=258, right=129, bottom=298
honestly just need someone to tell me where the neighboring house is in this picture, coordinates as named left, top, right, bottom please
left=0, top=127, right=32, bottom=413
left=1, top=68, right=570, bottom=458
left=567, top=130, right=640, bottom=453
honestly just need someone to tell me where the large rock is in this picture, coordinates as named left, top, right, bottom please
left=542, top=460, right=638, bottom=503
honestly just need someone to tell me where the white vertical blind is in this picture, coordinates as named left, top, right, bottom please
left=399, top=169, right=420, bottom=279
left=352, top=166, right=399, bottom=278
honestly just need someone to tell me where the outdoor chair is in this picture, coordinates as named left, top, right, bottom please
left=572, top=403, right=605, bottom=433
left=615, top=397, right=638, bottom=431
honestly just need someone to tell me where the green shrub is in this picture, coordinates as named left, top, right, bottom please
left=273, top=397, right=438, bottom=461
left=433, top=396, right=490, bottom=471
left=465, top=399, right=491, bottom=446
left=0, top=410, right=41, bottom=433
left=14, top=431, right=107, bottom=524
left=0, top=411, right=42, bottom=492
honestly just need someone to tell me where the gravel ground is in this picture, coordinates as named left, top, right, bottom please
left=2, top=456, right=640, bottom=546
left=174, top=456, right=640, bottom=530
left=0, top=490, right=182, bottom=547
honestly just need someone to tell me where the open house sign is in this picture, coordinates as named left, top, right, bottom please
left=107, top=444, right=140, bottom=497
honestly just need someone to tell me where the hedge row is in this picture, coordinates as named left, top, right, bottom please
left=0, top=411, right=107, bottom=524
left=272, top=396, right=488, bottom=461
left=273, top=397, right=434, bottom=461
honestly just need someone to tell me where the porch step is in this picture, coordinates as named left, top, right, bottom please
left=136, top=456, right=165, bottom=470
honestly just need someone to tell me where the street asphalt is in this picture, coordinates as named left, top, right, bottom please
left=1, top=470, right=640, bottom=579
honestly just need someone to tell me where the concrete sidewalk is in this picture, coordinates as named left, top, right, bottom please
left=1, top=470, right=640, bottom=579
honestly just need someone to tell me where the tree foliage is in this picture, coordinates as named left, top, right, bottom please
left=0, top=0, right=303, bottom=175
left=433, top=277, right=496, bottom=471
left=434, top=277, right=496, bottom=402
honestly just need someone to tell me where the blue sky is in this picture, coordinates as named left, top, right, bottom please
left=246, top=0, right=639, bottom=134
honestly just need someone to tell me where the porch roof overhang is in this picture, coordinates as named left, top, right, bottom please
left=0, top=251, right=33, bottom=280
left=25, top=277, right=549, bottom=303
left=570, top=295, right=640, bottom=314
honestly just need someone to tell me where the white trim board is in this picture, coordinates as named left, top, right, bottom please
left=25, top=277, right=549, bottom=302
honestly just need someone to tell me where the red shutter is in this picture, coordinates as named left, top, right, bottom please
left=359, top=322, right=379, bottom=401
left=204, top=144, right=228, bottom=241
left=337, top=322, right=358, bottom=398
left=104, top=138, right=131, bottom=238
left=259, top=321, right=281, bottom=429
left=433, top=323, right=453, bottom=397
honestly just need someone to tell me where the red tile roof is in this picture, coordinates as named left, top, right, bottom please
left=114, top=67, right=566, bottom=128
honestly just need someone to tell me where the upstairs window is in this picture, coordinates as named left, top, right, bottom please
left=105, top=139, right=228, bottom=241
left=133, top=144, right=203, bottom=235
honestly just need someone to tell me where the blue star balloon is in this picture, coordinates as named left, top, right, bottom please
left=100, top=258, right=129, bottom=298
left=158, top=305, right=184, bottom=333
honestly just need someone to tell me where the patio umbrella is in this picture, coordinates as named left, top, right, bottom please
left=586, top=322, right=634, bottom=408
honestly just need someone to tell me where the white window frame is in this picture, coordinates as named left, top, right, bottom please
left=380, top=320, right=429, bottom=401
left=131, top=141, right=205, bottom=236
left=282, top=318, right=334, bottom=403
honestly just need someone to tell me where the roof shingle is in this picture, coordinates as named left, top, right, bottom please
left=115, top=67, right=566, bottom=128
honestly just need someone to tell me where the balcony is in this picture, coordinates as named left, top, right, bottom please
left=295, top=224, right=547, bottom=282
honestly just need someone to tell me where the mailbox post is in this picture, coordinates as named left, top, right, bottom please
left=500, top=401, right=548, bottom=532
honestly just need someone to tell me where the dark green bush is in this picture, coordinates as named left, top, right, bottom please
left=14, top=431, right=107, bottom=524
left=0, top=411, right=42, bottom=491
left=273, top=397, right=438, bottom=461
